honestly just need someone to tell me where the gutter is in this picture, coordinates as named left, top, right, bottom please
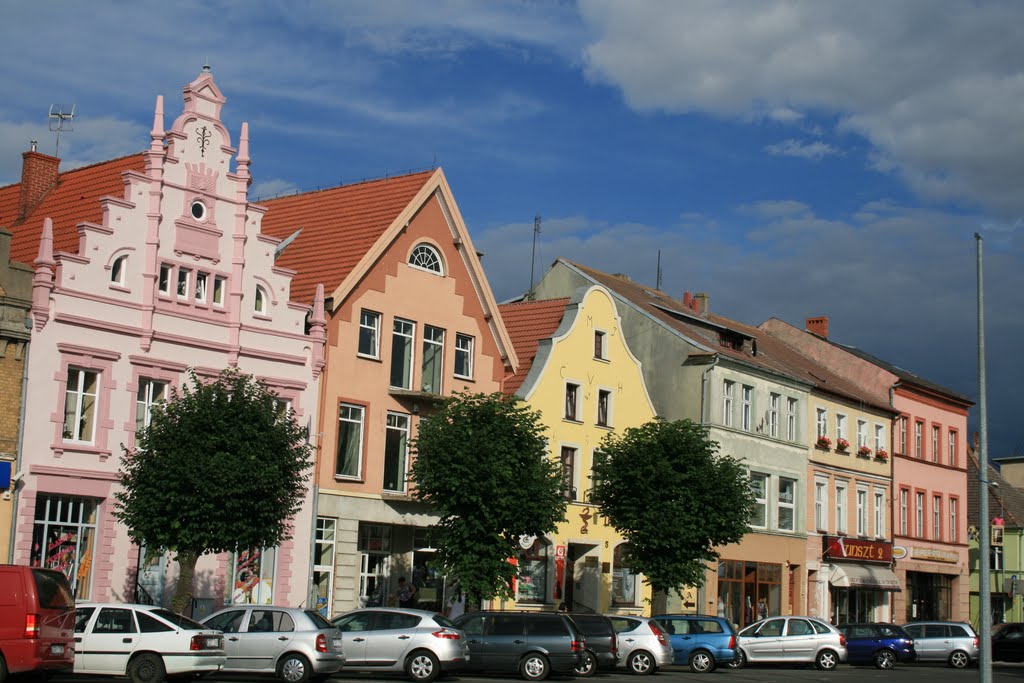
left=699, top=355, right=720, bottom=425
left=8, top=338, right=29, bottom=563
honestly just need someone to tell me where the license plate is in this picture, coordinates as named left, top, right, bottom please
left=51, top=644, right=65, bottom=655
left=332, top=639, right=343, bottom=650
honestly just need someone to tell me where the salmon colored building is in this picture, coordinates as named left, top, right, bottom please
left=261, top=168, right=516, bottom=616
left=498, top=286, right=660, bottom=614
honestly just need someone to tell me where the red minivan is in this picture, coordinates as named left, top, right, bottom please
left=0, top=565, right=76, bottom=680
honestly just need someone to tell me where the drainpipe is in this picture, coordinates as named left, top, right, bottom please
left=699, top=355, right=719, bottom=425
left=8, top=331, right=30, bottom=563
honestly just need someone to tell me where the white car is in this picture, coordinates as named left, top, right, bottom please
left=74, top=603, right=226, bottom=683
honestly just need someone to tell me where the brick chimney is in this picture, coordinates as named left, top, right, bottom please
left=694, top=292, right=709, bottom=314
left=19, top=144, right=60, bottom=219
left=806, top=316, right=829, bottom=338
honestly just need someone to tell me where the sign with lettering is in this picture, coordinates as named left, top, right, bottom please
left=910, top=546, right=960, bottom=563
left=822, top=536, right=892, bottom=564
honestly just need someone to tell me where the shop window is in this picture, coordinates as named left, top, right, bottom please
left=30, top=494, right=98, bottom=600
left=518, top=538, right=550, bottom=604
left=229, top=547, right=276, bottom=604
left=312, top=518, right=337, bottom=617
left=358, top=524, right=391, bottom=607
left=612, top=544, right=639, bottom=606
left=717, top=560, right=781, bottom=629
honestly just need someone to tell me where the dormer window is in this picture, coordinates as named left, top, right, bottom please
left=409, top=244, right=443, bottom=275
left=190, top=200, right=207, bottom=221
left=255, top=285, right=268, bottom=315
left=110, top=255, right=127, bottom=286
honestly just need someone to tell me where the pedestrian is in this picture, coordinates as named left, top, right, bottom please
left=395, top=576, right=418, bottom=608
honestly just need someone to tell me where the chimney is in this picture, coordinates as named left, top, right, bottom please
left=19, top=146, right=61, bottom=219
left=682, top=291, right=692, bottom=308
left=806, top=316, right=829, bottom=338
left=694, top=292, right=709, bottom=314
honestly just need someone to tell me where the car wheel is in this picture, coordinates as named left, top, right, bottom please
left=726, top=649, right=746, bottom=669
left=815, top=649, right=839, bottom=671
left=519, top=653, right=550, bottom=681
left=949, top=650, right=970, bottom=669
left=129, top=653, right=166, bottom=683
left=574, top=651, right=597, bottom=677
left=626, top=651, right=654, bottom=675
left=278, top=654, right=312, bottom=683
left=689, top=649, right=715, bottom=673
left=1, top=655, right=9, bottom=683
left=406, top=650, right=441, bottom=683
left=874, top=649, right=896, bottom=670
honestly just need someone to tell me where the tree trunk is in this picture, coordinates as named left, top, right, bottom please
left=171, top=549, right=199, bottom=615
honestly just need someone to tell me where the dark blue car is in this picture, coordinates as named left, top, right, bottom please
left=838, top=623, right=916, bottom=669
left=652, top=614, right=737, bottom=673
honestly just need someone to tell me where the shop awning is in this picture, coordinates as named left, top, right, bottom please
left=829, top=563, right=901, bottom=591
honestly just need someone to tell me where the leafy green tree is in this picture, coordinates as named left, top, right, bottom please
left=591, top=418, right=755, bottom=596
left=114, top=369, right=313, bottom=612
left=409, top=391, right=567, bottom=604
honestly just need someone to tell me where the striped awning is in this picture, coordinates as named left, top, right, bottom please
left=829, top=563, right=901, bottom=591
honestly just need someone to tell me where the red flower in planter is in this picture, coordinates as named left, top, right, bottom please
left=816, top=435, right=832, bottom=448
left=836, top=438, right=850, bottom=451
left=857, top=445, right=873, bottom=457
left=875, top=449, right=889, bottom=460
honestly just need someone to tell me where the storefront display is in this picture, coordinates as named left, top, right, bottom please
left=30, top=494, right=97, bottom=600
left=717, top=560, right=781, bottom=628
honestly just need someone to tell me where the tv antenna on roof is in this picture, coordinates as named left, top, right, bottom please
left=48, top=104, right=76, bottom=156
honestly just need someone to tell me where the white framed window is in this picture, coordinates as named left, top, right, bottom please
left=856, top=487, right=868, bottom=536
left=195, top=272, right=208, bottom=303
left=835, top=414, right=847, bottom=441
left=949, top=498, right=958, bottom=543
left=254, top=285, right=268, bottom=314
left=786, top=397, right=797, bottom=441
left=835, top=481, right=848, bottom=534
left=814, top=478, right=828, bottom=531
left=213, top=276, right=226, bottom=306
left=135, top=378, right=168, bottom=433
left=455, top=333, right=474, bottom=379
left=723, top=380, right=735, bottom=427
left=158, top=264, right=171, bottom=295
left=30, top=495, right=98, bottom=600
left=741, top=385, right=753, bottom=431
left=874, top=424, right=885, bottom=452
left=750, top=472, right=768, bottom=528
left=383, top=412, right=410, bottom=492
left=390, top=319, right=415, bottom=389
left=594, top=330, right=607, bottom=360
left=777, top=478, right=795, bottom=531
left=932, top=495, right=942, bottom=540
left=312, top=517, right=337, bottom=616
left=597, top=389, right=612, bottom=427
left=900, top=489, right=909, bottom=536
left=898, top=417, right=907, bottom=454
left=358, top=524, right=391, bottom=607
left=409, top=244, right=443, bottom=274
left=915, top=421, right=923, bottom=458
left=948, top=431, right=958, bottom=467
left=336, top=403, right=364, bottom=479
left=565, top=382, right=581, bottom=421
left=915, top=492, right=924, bottom=537
left=560, top=446, right=578, bottom=501
left=931, top=426, right=940, bottom=463
left=856, top=419, right=867, bottom=448
left=874, top=489, right=885, bottom=538
left=769, top=393, right=780, bottom=437
left=358, top=310, right=381, bottom=358
left=816, top=408, right=828, bottom=438
left=177, top=268, right=191, bottom=299
left=111, top=255, right=127, bottom=286
left=421, top=325, right=444, bottom=394
left=63, top=368, right=99, bottom=443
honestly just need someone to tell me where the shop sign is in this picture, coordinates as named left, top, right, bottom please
left=822, top=536, right=892, bottom=563
left=892, top=545, right=908, bottom=560
left=911, top=546, right=960, bottom=563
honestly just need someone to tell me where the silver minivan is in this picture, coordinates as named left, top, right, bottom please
left=202, top=606, right=345, bottom=683
left=902, top=621, right=978, bottom=668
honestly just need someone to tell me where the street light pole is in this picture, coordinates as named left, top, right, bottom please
left=976, top=232, right=992, bottom=683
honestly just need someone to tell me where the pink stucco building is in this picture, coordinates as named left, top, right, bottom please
left=762, top=316, right=972, bottom=622
left=1, top=69, right=324, bottom=611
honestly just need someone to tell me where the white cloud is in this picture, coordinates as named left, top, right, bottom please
left=578, top=0, right=1024, bottom=217
left=765, top=139, right=841, bottom=161
left=250, top=178, right=300, bottom=201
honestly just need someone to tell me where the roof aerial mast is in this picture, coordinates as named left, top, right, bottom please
left=48, top=104, right=75, bottom=156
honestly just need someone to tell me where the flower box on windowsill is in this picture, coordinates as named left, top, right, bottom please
left=815, top=437, right=832, bottom=450
left=875, top=449, right=889, bottom=461
left=857, top=446, right=873, bottom=458
left=836, top=438, right=850, bottom=453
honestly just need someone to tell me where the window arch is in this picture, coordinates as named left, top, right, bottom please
left=517, top=538, right=550, bottom=604
left=612, top=543, right=639, bottom=606
left=110, top=254, right=128, bottom=286
left=409, top=244, right=443, bottom=275
left=254, top=285, right=269, bottom=315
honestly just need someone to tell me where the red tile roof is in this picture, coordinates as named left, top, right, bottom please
left=1, top=154, right=145, bottom=264
left=497, top=298, right=570, bottom=395
left=260, top=171, right=435, bottom=303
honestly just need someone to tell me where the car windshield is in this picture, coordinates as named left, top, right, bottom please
left=738, top=620, right=764, bottom=637
left=150, top=608, right=206, bottom=630
left=33, top=569, right=74, bottom=609
left=304, top=610, right=334, bottom=629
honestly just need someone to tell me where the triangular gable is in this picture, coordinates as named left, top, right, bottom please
left=498, top=297, right=571, bottom=395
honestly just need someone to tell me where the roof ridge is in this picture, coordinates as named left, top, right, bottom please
left=0, top=150, right=147, bottom=192
left=499, top=297, right=570, bottom=309
left=258, top=167, right=435, bottom=203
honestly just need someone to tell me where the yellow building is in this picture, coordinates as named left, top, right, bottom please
left=498, top=286, right=658, bottom=614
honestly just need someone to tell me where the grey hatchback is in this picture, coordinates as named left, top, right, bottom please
left=452, top=611, right=585, bottom=681
left=902, top=621, right=978, bottom=668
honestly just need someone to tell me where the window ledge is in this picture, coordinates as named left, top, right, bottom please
left=563, top=417, right=584, bottom=425
left=453, top=374, right=474, bottom=382
left=109, top=284, right=131, bottom=293
left=253, top=313, right=272, bottom=322
left=357, top=353, right=382, bottom=362
left=53, top=442, right=112, bottom=461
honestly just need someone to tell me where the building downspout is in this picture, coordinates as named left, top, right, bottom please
left=697, top=354, right=718, bottom=615
left=8, top=337, right=29, bottom=563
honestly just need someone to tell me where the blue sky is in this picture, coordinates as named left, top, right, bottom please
left=1, top=1, right=1021, bottom=458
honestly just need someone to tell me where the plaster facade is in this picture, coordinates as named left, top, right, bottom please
left=7, top=70, right=323, bottom=611
left=500, top=286, right=660, bottom=614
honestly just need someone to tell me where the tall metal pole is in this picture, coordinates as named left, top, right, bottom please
left=528, top=215, right=541, bottom=297
left=976, top=232, right=992, bottom=683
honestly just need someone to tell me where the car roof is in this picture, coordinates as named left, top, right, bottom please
left=76, top=602, right=160, bottom=610
left=340, top=607, right=441, bottom=617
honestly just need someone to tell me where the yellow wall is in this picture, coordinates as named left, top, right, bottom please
left=513, top=286, right=657, bottom=614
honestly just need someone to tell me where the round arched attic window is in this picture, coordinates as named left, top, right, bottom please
left=409, top=244, right=443, bottom=275
left=190, top=200, right=207, bottom=221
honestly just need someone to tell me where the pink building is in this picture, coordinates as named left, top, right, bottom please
left=761, top=316, right=972, bottom=622
left=1, top=69, right=324, bottom=610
